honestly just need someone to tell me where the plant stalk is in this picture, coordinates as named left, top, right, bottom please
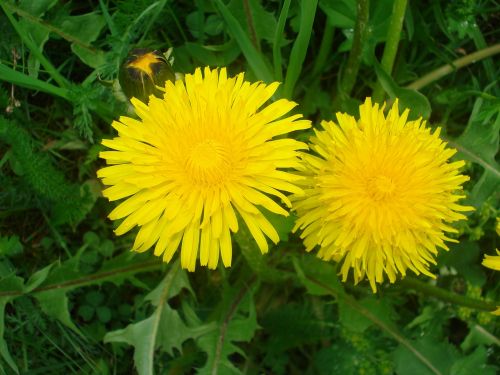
left=372, top=0, right=408, bottom=102
left=400, top=277, right=497, bottom=312
left=337, top=0, right=370, bottom=98
left=406, top=43, right=500, bottom=91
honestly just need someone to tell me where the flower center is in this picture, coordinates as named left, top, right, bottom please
left=367, top=175, right=396, bottom=201
left=186, top=139, right=231, bottom=185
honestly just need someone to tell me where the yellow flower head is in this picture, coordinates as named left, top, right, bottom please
left=293, top=98, right=473, bottom=292
left=482, top=250, right=500, bottom=271
left=98, top=67, right=310, bottom=271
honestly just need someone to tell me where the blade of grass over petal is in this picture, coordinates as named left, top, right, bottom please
left=282, top=0, right=318, bottom=98
left=214, top=0, right=273, bottom=82
left=273, top=0, right=291, bottom=82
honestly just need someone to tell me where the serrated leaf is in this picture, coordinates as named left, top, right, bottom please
left=450, top=98, right=500, bottom=207
left=196, top=288, right=258, bottom=375
left=293, top=255, right=343, bottom=296
left=393, top=337, right=459, bottom=375
left=451, top=346, right=497, bottom=375
left=104, top=262, right=212, bottom=375
left=35, top=288, right=83, bottom=335
left=338, top=295, right=398, bottom=333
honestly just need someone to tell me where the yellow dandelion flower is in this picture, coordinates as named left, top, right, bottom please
left=483, top=250, right=500, bottom=271
left=98, top=67, right=310, bottom=271
left=293, top=98, right=473, bottom=292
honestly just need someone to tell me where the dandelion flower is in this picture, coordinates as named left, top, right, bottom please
left=98, top=67, right=310, bottom=270
left=482, top=250, right=500, bottom=315
left=483, top=250, right=500, bottom=271
left=293, top=98, right=473, bottom=292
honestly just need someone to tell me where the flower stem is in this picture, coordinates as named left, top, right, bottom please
left=372, top=0, right=408, bottom=103
left=406, top=43, right=500, bottom=91
left=400, top=277, right=497, bottom=312
left=334, top=0, right=370, bottom=105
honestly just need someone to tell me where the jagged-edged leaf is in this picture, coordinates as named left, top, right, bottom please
left=450, top=98, right=500, bottom=207
left=196, top=285, right=259, bottom=375
left=338, top=295, right=398, bottom=333
left=393, top=337, right=459, bottom=375
left=450, top=346, right=497, bottom=375
left=104, top=262, right=212, bottom=375
left=293, top=254, right=344, bottom=296
left=36, top=288, right=83, bottom=335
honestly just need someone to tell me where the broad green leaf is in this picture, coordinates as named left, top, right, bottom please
left=35, top=289, right=82, bottom=335
left=227, top=0, right=278, bottom=43
left=319, top=0, right=356, bottom=28
left=451, top=346, right=497, bottom=375
left=374, top=61, right=431, bottom=120
left=214, top=0, right=273, bottom=82
left=196, top=287, right=259, bottom=375
left=0, top=235, right=23, bottom=257
left=461, top=324, right=500, bottom=352
left=104, top=263, right=211, bottom=375
left=393, top=337, right=459, bottom=375
left=450, top=98, right=500, bottom=207
left=293, top=255, right=343, bottom=297
left=338, top=295, right=398, bottom=333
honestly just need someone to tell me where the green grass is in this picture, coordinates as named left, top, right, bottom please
left=0, top=0, right=499, bottom=374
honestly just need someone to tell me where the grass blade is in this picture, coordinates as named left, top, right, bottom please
left=282, top=0, right=318, bottom=98
left=214, top=0, right=273, bottom=82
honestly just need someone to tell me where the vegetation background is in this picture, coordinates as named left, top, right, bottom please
left=0, top=0, right=498, bottom=374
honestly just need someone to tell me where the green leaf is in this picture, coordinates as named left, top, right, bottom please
left=283, top=0, right=318, bottom=98
left=104, top=263, right=211, bottom=375
left=338, top=295, right=397, bottom=333
left=24, top=263, right=55, bottom=292
left=0, top=275, right=24, bottom=374
left=451, top=346, right=497, bottom=375
left=35, top=289, right=83, bottom=335
left=196, top=286, right=259, bottom=375
left=293, top=255, right=343, bottom=297
left=373, top=60, right=431, bottom=120
left=0, top=235, right=23, bottom=257
left=319, top=0, right=356, bottom=28
left=461, top=324, right=500, bottom=352
left=214, top=0, right=273, bottom=82
left=449, top=98, right=500, bottom=207
left=393, top=337, right=459, bottom=375
left=227, top=0, right=278, bottom=43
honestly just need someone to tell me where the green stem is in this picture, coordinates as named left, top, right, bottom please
left=1, top=3, right=69, bottom=89
left=372, top=0, right=408, bottom=103
left=311, top=21, right=335, bottom=78
left=273, top=0, right=291, bottom=82
left=305, top=274, right=442, bottom=375
left=337, top=0, right=370, bottom=98
left=406, top=43, right=500, bottom=91
left=400, top=277, right=497, bottom=312
left=0, top=260, right=161, bottom=298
